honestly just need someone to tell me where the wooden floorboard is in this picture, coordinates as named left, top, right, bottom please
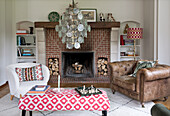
left=0, top=82, right=10, bottom=98
left=153, top=97, right=170, bottom=110
left=0, top=83, right=169, bottom=110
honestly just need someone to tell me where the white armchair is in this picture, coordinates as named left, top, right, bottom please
left=6, top=63, right=50, bottom=100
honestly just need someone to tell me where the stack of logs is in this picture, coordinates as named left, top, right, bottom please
left=72, top=62, right=83, bottom=74
left=48, top=58, right=59, bottom=75
left=97, top=58, right=108, bottom=75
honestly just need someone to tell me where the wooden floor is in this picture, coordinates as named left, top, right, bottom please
left=153, top=97, right=170, bottom=110
left=0, top=83, right=169, bottom=110
left=0, top=83, right=9, bottom=98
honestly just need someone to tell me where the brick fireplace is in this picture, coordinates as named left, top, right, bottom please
left=35, top=22, right=120, bottom=87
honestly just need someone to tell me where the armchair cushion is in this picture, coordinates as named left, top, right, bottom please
left=114, top=76, right=136, bottom=91
left=131, top=60, right=157, bottom=77
left=16, top=64, right=44, bottom=82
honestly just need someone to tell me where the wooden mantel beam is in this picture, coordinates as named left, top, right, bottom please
left=34, top=22, right=120, bottom=29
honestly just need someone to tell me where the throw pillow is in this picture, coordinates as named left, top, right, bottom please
left=16, top=64, right=44, bottom=82
left=130, top=60, right=157, bottom=77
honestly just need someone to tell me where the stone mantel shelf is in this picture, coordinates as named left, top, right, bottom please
left=34, top=22, right=120, bottom=29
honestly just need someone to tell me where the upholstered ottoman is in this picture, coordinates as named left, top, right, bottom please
left=18, top=89, right=110, bottom=116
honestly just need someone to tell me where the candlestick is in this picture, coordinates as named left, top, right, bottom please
left=58, top=75, right=60, bottom=92
left=83, top=85, right=85, bottom=90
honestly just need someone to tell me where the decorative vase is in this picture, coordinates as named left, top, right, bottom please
left=29, top=27, right=33, bottom=34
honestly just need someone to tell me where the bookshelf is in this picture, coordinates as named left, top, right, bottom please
left=119, top=21, right=141, bottom=61
left=16, top=21, right=37, bottom=63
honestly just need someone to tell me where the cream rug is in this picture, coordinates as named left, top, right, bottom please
left=0, top=88, right=154, bottom=116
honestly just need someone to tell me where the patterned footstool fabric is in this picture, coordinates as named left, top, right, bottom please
left=18, top=89, right=110, bottom=111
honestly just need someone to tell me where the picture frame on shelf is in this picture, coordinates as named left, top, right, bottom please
left=80, top=9, right=97, bottom=22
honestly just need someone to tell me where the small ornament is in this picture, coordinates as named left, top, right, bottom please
left=107, top=13, right=115, bottom=22
left=89, top=90, right=91, bottom=93
left=29, top=27, right=34, bottom=34
left=91, top=89, right=94, bottom=93
left=95, top=89, right=98, bottom=93
left=123, top=24, right=129, bottom=34
left=99, top=13, right=105, bottom=22
left=91, top=85, right=95, bottom=93
left=80, top=89, right=83, bottom=93
left=84, top=91, right=87, bottom=94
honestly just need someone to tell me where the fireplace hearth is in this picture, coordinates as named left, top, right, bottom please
left=62, top=52, right=94, bottom=78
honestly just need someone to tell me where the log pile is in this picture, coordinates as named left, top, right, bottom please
left=48, top=58, right=59, bottom=75
left=72, top=62, right=83, bottom=74
left=97, top=58, right=108, bottom=76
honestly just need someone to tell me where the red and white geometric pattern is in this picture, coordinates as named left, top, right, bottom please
left=34, top=64, right=44, bottom=80
left=18, top=89, right=110, bottom=111
left=15, top=68, right=22, bottom=81
left=127, top=28, right=143, bottom=40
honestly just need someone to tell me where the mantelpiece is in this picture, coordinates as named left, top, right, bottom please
left=35, top=22, right=120, bottom=29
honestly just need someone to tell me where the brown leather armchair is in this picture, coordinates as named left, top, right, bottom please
left=109, top=60, right=170, bottom=107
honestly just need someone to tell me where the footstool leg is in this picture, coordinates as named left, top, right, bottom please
left=102, top=110, right=107, bottom=116
left=22, top=110, right=26, bottom=116
left=29, top=111, right=32, bottom=116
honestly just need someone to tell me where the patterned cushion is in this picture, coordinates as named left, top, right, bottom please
left=16, top=64, right=44, bottom=82
left=131, top=60, right=157, bottom=77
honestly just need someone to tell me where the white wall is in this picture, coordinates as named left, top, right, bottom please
left=5, top=0, right=14, bottom=65
left=0, top=0, right=6, bottom=85
left=143, top=0, right=170, bottom=65
left=143, top=0, right=154, bottom=60
left=157, top=0, right=170, bottom=65
left=14, top=0, right=144, bottom=24
left=0, top=0, right=14, bottom=86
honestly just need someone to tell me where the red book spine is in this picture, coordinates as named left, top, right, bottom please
left=16, top=33, right=29, bottom=35
left=120, top=35, right=124, bottom=45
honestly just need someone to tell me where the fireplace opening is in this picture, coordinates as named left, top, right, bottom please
left=62, top=52, right=94, bottom=78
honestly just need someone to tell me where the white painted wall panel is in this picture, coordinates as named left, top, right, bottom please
left=158, top=0, right=170, bottom=65
left=15, top=0, right=144, bottom=25
left=0, top=0, right=14, bottom=86
left=0, top=0, right=7, bottom=85
left=143, top=0, right=154, bottom=60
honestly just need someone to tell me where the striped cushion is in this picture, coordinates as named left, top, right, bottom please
left=16, top=64, right=44, bottom=82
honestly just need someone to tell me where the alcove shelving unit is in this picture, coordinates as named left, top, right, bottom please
left=118, top=21, right=141, bottom=61
left=16, top=21, right=37, bottom=63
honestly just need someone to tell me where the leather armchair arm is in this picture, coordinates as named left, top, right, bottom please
left=136, top=64, right=170, bottom=82
left=136, top=64, right=170, bottom=93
